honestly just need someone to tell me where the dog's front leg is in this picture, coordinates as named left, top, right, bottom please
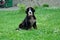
left=33, top=22, right=37, bottom=29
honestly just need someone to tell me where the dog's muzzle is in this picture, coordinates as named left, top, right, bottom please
left=28, top=12, right=33, bottom=16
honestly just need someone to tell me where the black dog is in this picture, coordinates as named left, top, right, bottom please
left=16, top=7, right=37, bottom=30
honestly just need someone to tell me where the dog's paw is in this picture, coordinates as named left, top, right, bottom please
left=16, top=28, right=22, bottom=31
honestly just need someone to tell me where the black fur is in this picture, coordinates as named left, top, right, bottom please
left=16, top=7, right=37, bottom=30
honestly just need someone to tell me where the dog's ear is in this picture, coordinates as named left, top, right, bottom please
left=25, top=8, right=28, bottom=14
left=32, top=8, right=35, bottom=12
left=33, top=9, right=35, bottom=12
left=25, top=10, right=27, bottom=14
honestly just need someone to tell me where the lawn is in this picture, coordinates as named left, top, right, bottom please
left=0, top=7, right=60, bottom=40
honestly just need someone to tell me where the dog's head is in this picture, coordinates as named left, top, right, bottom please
left=25, top=7, right=35, bottom=16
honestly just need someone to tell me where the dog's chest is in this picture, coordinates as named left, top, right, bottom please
left=29, top=17, right=36, bottom=25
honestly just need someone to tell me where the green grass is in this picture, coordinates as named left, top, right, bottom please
left=0, top=7, right=60, bottom=40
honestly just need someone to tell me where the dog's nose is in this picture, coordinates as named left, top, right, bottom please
left=30, top=12, right=31, bottom=14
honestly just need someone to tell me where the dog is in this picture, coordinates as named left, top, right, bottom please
left=16, top=7, right=37, bottom=30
